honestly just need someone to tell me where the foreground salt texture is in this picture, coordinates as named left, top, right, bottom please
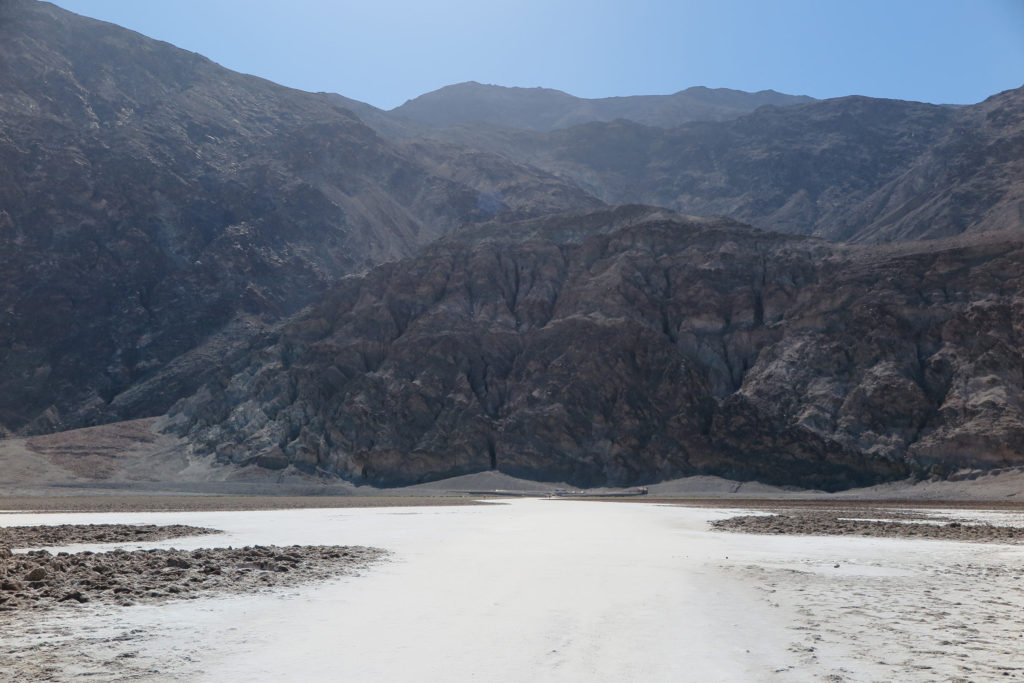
left=2, top=500, right=1022, bottom=681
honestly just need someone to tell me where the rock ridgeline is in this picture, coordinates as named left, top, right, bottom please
left=363, top=86, right=1024, bottom=245
left=164, top=207, right=1024, bottom=489
left=387, top=81, right=815, bottom=131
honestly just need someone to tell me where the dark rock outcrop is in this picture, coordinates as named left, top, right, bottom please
left=164, top=207, right=1024, bottom=489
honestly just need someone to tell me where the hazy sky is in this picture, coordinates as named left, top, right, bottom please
left=51, top=0, right=1024, bottom=110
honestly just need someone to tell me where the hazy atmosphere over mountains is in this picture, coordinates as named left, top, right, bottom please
left=2, top=0, right=1023, bottom=489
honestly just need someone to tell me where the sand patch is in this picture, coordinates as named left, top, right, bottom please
left=734, top=554, right=1024, bottom=681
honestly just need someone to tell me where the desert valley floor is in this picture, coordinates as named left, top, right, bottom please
left=2, top=498, right=1023, bottom=682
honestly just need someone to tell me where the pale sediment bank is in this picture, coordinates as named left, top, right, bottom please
left=0, top=494, right=486, bottom=513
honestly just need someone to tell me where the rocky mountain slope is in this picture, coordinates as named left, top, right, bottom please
left=0, top=0, right=599, bottom=436
left=388, top=81, right=814, bottom=131
left=5, top=1, right=1023, bottom=491
left=357, top=87, right=1024, bottom=244
left=164, top=206, right=1024, bottom=489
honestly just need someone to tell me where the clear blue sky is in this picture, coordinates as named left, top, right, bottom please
left=51, top=0, right=1024, bottom=110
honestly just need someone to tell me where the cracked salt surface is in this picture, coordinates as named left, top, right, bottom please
left=3, top=501, right=1024, bottom=682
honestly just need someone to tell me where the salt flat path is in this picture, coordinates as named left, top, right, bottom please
left=3, top=500, right=1023, bottom=681
left=151, top=499, right=797, bottom=681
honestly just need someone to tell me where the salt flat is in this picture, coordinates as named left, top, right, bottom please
left=2, top=500, right=1023, bottom=681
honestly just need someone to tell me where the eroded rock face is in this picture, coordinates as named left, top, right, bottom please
left=708, top=237, right=1024, bottom=478
left=165, top=207, right=1024, bottom=489
left=0, top=0, right=598, bottom=435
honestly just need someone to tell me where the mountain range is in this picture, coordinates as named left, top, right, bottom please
left=388, top=81, right=815, bottom=131
left=2, top=0, right=1022, bottom=489
left=350, top=87, right=1024, bottom=244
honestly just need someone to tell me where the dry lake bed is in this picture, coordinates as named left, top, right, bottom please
left=2, top=498, right=1023, bottom=682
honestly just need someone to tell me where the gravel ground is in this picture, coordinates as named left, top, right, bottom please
left=0, top=521, right=387, bottom=617
left=1, top=544, right=386, bottom=612
left=1, top=523, right=220, bottom=548
left=711, top=508, right=1024, bottom=542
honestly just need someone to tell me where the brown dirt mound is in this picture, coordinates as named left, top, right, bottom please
left=24, top=418, right=164, bottom=479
